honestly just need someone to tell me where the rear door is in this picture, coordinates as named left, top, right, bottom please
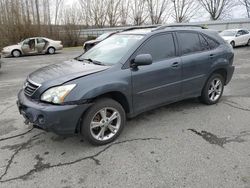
left=177, top=31, right=218, bottom=98
left=131, top=33, right=182, bottom=113
left=36, top=38, right=46, bottom=53
left=236, top=30, right=249, bottom=45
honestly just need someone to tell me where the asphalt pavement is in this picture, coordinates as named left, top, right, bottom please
left=0, top=47, right=249, bottom=188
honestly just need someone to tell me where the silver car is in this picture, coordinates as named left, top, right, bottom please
left=1, top=37, right=63, bottom=57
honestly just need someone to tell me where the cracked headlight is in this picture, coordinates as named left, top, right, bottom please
left=41, top=84, right=76, bottom=104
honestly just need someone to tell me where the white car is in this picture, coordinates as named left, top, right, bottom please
left=1, top=37, right=63, bottom=57
left=220, top=29, right=250, bottom=48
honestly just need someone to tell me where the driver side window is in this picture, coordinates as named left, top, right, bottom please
left=23, top=39, right=30, bottom=45
left=136, top=33, right=176, bottom=63
left=237, top=30, right=243, bottom=36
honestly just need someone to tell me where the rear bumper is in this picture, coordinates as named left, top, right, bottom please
left=56, top=45, right=63, bottom=51
left=17, top=90, right=91, bottom=135
left=225, top=65, right=235, bottom=85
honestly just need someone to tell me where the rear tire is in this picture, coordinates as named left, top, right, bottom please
left=200, top=73, right=225, bottom=105
left=81, top=98, right=126, bottom=145
left=12, top=50, right=21, bottom=57
left=47, top=47, right=55, bottom=54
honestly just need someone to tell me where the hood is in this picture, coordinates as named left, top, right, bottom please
left=28, top=59, right=109, bottom=85
left=220, top=36, right=234, bottom=41
left=3, top=44, right=21, bottom=50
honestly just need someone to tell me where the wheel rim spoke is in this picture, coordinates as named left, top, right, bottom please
left=108, top=124, right=117, bottom=133
left=108, top=112, right=118, bottom=123
left=97, top=127, right=105, bottom=139
left=91, top=121, right=102, bottom=129
left=100, top=108, right=107, bottom=120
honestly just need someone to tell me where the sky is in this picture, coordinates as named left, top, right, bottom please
left=64, top=0, right=248, bottom=22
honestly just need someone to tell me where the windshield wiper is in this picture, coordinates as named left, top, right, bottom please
left=77, top=58, right=105, bottom=66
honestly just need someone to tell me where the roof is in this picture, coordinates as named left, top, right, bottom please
left=120, top=28, right=156, bottom=35
left=120, top=27, right=213, bottom=36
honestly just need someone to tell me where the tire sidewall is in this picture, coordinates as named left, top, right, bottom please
left=12, top=50, right=21, bottom=57
left=230, top=41, right=235, bottom=48
left=81, top=98, right=126, bottom=145
left=202, top=74, right=225, bottom=105
left=48, top=47, right=55, bottom=54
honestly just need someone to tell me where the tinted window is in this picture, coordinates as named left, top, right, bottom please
left=37, top=38, right=46, bottom=43
left=242, top=30, right=249, bottom=35
left=136, top=34, right=175, bottom=62
left=238, top=30, right=244, bottom=36
left=199, top=34, right=210, bottom=51
left=178, top=32, right=201, bottom=55
left=203, top=35, right=219, bottom=49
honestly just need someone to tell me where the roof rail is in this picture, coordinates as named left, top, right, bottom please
left=154, top=24, right=207, bottom=31
left=123, top=25, right=160, bottom=31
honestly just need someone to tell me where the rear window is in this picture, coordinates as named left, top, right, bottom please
left=203, top=35, right=219, bottom=49
left=199, top=34, right=210, bottom=51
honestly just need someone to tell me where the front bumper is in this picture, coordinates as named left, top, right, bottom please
left=17, top=90, right=91, bottom=135
left=1, top=50, right=11, bottom=57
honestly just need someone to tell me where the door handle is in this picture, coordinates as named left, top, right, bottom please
left=209, top=54, right=215, bottom=58
left=171, top=62, right=179, bottom=68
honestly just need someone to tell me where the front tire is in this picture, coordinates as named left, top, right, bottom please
left=81, top=98, right=126, bottom=145
left=247, top=39, right=250, bottom=46
left=12, top=50, right=21, bottom=57
left=200, top=74, right=225, bottom=105
left=230, top=41, right=235, bottom=48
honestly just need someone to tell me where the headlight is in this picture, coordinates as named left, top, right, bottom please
left=41, top=84, right=76, bottom=104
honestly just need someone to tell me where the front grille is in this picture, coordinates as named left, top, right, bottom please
left=24, top=80, right=40, bottom=97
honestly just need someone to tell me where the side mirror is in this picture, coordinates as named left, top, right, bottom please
left=236, top=34, right=240, bottom=37
left=131, top=54, right=152, bottom=67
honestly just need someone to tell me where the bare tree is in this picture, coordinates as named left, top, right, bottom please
left=106, top=0, right=122, bottom=26
left=54, top=0, right=64, bottom=25
left=35, top=0, right=41, bottom=29
left=119, top=0, right=129, bottom=25
left=147, top=0, right=171, bottom=24
left=171, top=0, right=199, bottom=22
left=240, top=0, right=250, bottom=18
left=198, top=0, right=235, bottom=20
left=130, top=0, right=148, bottom=25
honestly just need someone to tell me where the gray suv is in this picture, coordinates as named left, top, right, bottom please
left=17, top=26, right=234, bottom=145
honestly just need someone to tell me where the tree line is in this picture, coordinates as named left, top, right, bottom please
left=0, top=0, right=247, bottom=48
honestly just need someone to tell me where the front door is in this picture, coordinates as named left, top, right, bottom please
left=21, top=38, right=36, bottom=54
left=131, top=33, right=182, bottom=114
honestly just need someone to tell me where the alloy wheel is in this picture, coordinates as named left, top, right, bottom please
left=208, top=78, right=223, bottom=102
left=90, top=107, right=121, bottom=141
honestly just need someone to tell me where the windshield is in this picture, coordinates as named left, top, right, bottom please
left=96, top=33, right=111, bottom=40
left=79, top=34, right=144, bottom=65
left=220, top=30, right=237, bottom=37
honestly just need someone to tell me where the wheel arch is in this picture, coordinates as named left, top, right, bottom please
left=91, top=91, right=130, bottom=114
left=211, top=68, right=227, bottom=84
left=11, top=49, right=22, bottom=56
left=75, top=91, right=130, bottom=134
